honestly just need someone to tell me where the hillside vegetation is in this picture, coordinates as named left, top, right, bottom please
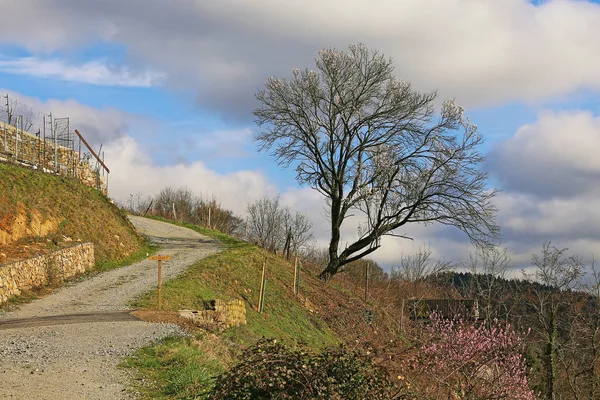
left=0, top=162, right=146, bottom=267
left=126, top=218, right=410, bottom=398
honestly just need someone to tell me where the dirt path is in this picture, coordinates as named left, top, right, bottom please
left=0, top=216, right=220, bottom=399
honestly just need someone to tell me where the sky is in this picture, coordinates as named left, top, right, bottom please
left=1, top=0, right=600, bottom=273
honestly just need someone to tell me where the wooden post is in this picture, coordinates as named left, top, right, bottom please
left=74, top=129, right=110, bottom=173
left=293, top=252, right=299, bottom=295
left=364, top=261, right=369, bottom=303
left=258, top=258, right=267, bottom=313
left=143, top=199, right=154, bottom=217
left=400, top=298, right=405, bottom=336
left=295, top=258, right=301, bottom=296
left=149, top=255, right=171, bottom=310
left=208, top=207, right=211, bottom=229
left=172, top=203, right=177, bottom=220
left=158, top=259, right=163, bottom=309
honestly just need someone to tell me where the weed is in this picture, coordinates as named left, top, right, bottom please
left=45, top=258, right=61, bottom=286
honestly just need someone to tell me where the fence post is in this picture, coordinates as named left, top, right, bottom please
left=293, top=252, right=298, bottom=295
left=14, top=117, right=18, bottom=162
left=295, top=258, right=301, bottom=296
left=258, top=258, right=267, bottom=313
left=400, top=298, right=405, bottom=336
left=43, top=115, right=46, bottom=170
left=364, top=261, right=369, bottom=302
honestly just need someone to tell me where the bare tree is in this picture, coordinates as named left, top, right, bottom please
left=390, top=246, right=452, bottom=283
left=247, top=195, right=286, bottom=252
left=524, top=243, right=585, bottom=400
left=461, top=246, right=512, bottom=322
left=154, top=186, right=194, bottom=220
left=553, top=257, right=600, bottom=400
left=247, top=195, right=313, bottom=255
left=137, top=187, right=243, bottom=235
left=283, top=211, right=314, bottom=259
left=122, top=192, right=153, bottom=215
left=254, top=43, right=499, bottom=281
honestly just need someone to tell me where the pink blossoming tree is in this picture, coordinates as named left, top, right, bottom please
left=412, top=314, right=536, bottom=400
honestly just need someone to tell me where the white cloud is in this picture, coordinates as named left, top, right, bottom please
left=104, top=135, right=279, bottom=215
left=488, top=110, right=600, bottom=197
left=2, top=89, right=132, bottom=145
left=487, top=109, right=600, bottom=269
left=0, top=57, right=162, bottom=87
left=2, top=1, right=600, bottom=117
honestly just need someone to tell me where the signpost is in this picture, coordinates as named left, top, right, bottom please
left=149, top=255, right=171, bottom=310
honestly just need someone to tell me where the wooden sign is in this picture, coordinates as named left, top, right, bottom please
left=148, top=255, right=171, bottom=261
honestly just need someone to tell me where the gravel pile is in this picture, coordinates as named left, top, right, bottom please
left=0, top=216, right=220, bottom=399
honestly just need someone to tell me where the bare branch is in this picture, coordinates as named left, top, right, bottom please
left=254, top=43, right=499, bottom=280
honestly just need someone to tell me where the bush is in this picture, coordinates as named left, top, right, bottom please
left=210, top=339, right=399, bottom=399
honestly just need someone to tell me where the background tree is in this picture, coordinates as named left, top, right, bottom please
left=254, top=43, right=499, bottom=281
left=523, top=243, right=584, bottom=399
left=125, top=186, right=243, bottom=235
left=556, top=259, right=600, bottom=399
left=461, top=246, right=512, bottom=323
left=390, top=246, right=452, bottom=283
left=246, top=195, right=313, bottom=255
left=282, top=211, right=313, bottom=259
left=411, top=314, right=535, bottom=400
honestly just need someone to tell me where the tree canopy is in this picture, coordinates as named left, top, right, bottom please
left=254, top=43, right=499, bottom=280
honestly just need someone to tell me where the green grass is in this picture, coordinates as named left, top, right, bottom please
left=124, top=336, right=226, bottom=399
left=0, top=161, right=146, bottom=264
left=133, top=220, right=338, bottom=348
left=0, top=161, right=151, bottom=307
left=127, top=217, right=340, bottom=398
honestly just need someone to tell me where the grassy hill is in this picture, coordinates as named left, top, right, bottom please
left=0, top=162, right=148, bottom=269
left=126, top=219, right=405, bottom=398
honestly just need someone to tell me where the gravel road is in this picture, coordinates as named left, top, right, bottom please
left=0, top=216, right=220, bottom=399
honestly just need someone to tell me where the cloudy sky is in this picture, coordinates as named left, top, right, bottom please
left=2, top=0, right=600, bottom=272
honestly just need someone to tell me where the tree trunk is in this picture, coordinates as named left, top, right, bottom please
left=319, top=258, right=340, bottom=282
left=321, top=196, right=343, bottom=281
left=544, top=317, right=557, bottom=400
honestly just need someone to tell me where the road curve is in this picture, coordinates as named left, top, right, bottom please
left=0, top=216, right=220, bottom=399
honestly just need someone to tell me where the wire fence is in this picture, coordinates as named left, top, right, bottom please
left=0, top=94, right=109, bottom=195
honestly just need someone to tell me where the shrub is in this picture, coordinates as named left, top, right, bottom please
left=210, top=339, right=400, bottom=399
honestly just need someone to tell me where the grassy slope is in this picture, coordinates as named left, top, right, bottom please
left=127, top=218, right=403, bottom=399
left=0, top=162, right=147, bottom=267
left=133, top=218, right=338, bottom=348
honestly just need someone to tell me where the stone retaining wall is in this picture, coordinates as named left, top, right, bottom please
left=179, top=299, right=247, bottom=329
left=0, top=242, right=95, bottom=304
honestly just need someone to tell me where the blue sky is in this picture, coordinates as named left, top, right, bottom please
left=2, top=0, right=600, bottom=271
